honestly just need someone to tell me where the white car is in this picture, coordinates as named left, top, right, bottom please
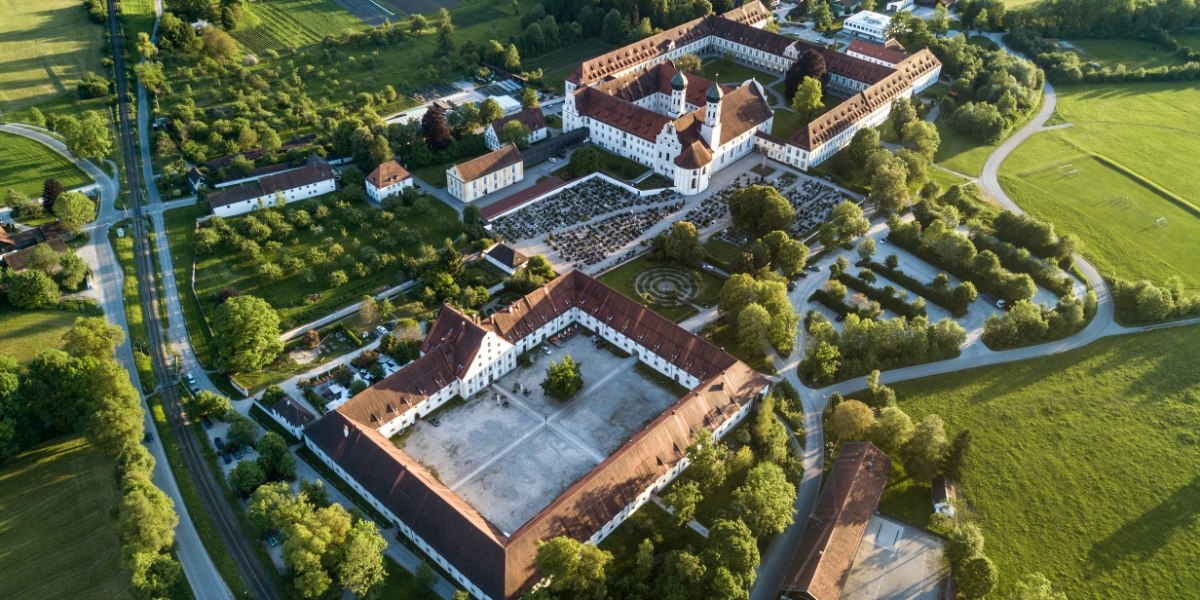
left=376, top=325, right=388, bottom=335
left=996, top=299, right=1007, bottom=309
left=548, top=157, right=558, bottom=163
left=185, top=372, right=196, bottom=384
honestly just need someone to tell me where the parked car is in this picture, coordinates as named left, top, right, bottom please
left=233, top=447, right=244, bottom=460
left=376, top=325, right=388, bottom=335
left=548, top=157, right=558, bottom=163
left=836, top=313, right=847, bottom=322
left=996, top=299, right=1007, bottom=309
left=143, top=431, right=154, bottom=443
left=807, top=265, right=821, bottom=272
left=190, top=386, right=200, bottom=395
left=185, top=372, right=196, bottom=384
left=266, top=535, right=279, bottom=548
left=221, top=453, right=232, bottom=465
left=214, top=436, right=224, bottom=450
left=201, top=417, right=212, bottom=430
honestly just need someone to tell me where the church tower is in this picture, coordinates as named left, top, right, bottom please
left=670, top=70, right=688, bottom=118
left=702, top=83, right=723, bottom=147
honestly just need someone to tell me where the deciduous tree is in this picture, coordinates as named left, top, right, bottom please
left=541, top=355, right=583, bottom=400
left=902, top=414, right=949, bottom=484
left=535, top=536, right=611, bottom=599
left=211, top=295, right=283, bottom=372
left=728, top=185, right=795, bottom=239
left=791, top=77, right=824, bottom=122
left=830, top=399, right=875, bottom=441
left=62, top=316, right=125, bottom=359
left=731, top=462, right=796, bottom=538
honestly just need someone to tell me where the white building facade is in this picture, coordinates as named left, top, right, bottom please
left=206, top=157, right=338, bottom=217
left=844, top=10, right=893, bottom=42
left=447, top=144, right=525, bottom=202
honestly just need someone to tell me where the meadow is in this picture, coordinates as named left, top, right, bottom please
left=884, top=325, right=1200, bottom=599
left=0, top=436, right=130, bottom=599
left=0, top=131, right=92, bottom=198
left=1067, top=38, right=1190, bottom=71
left=933, top=118, right=998, bottom=178
left=999, top=81, right=1200, bottom=288
left=0, top=0, right=105, bottom=111
left=0, top=307, right=77, bottom=364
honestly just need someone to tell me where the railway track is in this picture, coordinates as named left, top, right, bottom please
left=106, top=3, right=280, bottom=599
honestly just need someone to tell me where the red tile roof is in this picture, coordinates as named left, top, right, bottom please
left=848, top=39, right=909, bottom=65
left=366, top=159, right=411, bottom=189
left=790, top=49, right=941, bottom=150
left=780, top=442, right=891, bottom=600
left=568, top=2, right=773, bottom=85
left=490, top=107, right=547, bottom=135
left=450, top=144, right=524, bottom=183
left=206, top=156, right=335, bottom=209
left=306, top=270, right=770, bottom=599
left=2, top=237, right=67, bottom=271
left=479, top=176, right=567, bottom=220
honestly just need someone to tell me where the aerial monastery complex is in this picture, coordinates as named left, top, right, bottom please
left=562, top=1, right=942, bottom=194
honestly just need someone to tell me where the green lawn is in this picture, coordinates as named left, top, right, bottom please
left=370, top=557, right=442, bottom=600
left=0, top=307, right=77, bottom=363
left=522, top=38, right=617, bottom=93
left=703, top=237, right=744, bottom=273
left=771, top=108, right=806, bottom=139
left=120, top=0, right=158, bottom=45
left=0, top=436, right=130, bottom=599
left=885, top=325, right=1200, bottom=599
left=933, top=118, right=998, bottom=178
left=0, top=131, right=91, bottom=198
left=1067, top=38, right=1189, bottom=71
left=999, top=82, right=1200, bottom=289
left=110, top=220, right=159, bottom=392
left=178, top=195, right=461, bottom=331
left=596, top=254, right=725, bottom=322
left=0, top=0, right=105, bottom=111
left=700, top=58, right=778, bottom=86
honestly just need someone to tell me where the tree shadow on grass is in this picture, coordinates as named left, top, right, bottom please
left=1087, top=474, right=1200, bottom=574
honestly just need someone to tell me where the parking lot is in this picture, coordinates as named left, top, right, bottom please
left=396, top=333, right=685, bottom=534
left=842, top=515, right=949, bottom=600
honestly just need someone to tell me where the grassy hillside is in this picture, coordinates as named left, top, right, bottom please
left=0, top=436, right=130, bottom=599
left=887, top=325, right=1200, bottom=599
left=0, top=0, right=105, bottom=111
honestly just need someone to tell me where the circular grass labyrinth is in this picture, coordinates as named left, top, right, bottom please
left=633, top=268, right=698, bottom=307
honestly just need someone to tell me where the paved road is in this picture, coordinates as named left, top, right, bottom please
left=1, top=122, right=234, bottom=598
left=750, top=35, right=1200, bottom=598
left=106, top=0, right=278, bottom=597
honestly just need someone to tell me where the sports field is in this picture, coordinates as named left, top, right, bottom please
left=0, top=0, right=105, bottom=111
left=0, top=131, right=91, bottom=199
left=0, top=436, right=130, bottom=599
left=999, top=82, right=1200, bottom=288
left=0, top=307, right=77, bottom=364
left=886, top=325, right=1200, bottom=599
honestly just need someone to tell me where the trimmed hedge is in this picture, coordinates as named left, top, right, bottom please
left=839, top=273, right=926, bottom=319
left=971, top=234, right=1074, bottom=297
left=868, top=261, right=971, bottom=317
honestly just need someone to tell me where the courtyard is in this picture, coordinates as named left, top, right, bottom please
left=841, top=515, right=948, bottom=600
left=396, top=333, right=686, bottom=534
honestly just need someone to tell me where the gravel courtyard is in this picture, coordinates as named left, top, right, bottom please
left=397, top=333, right=687, bottom=534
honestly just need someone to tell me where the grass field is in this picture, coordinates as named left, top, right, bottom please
left=596, top=254, right=724, bottom=323
left=933, top=119, right=998, bottom=178
left=522, top=38, right=617, bottom=93
left=0, top=0, right=105, bottom=111
left=700, top=58, right=778, bottom=86
left=1067, top=38, right=1188, bottom=70
left=999, top=82, right=1200, bottom=288
left=0, top=131, right=92, bottom=198
left=232, top=0, right=368, bottom=55
left=120, top=0, right=158, bottom=44
left=0, top=307, right=77, bottom=363
left=884, top=325, right=1200, bottom=599
left=0, top=436, right=130, bottom=598
left=110, top=220, right=159, bottom=392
